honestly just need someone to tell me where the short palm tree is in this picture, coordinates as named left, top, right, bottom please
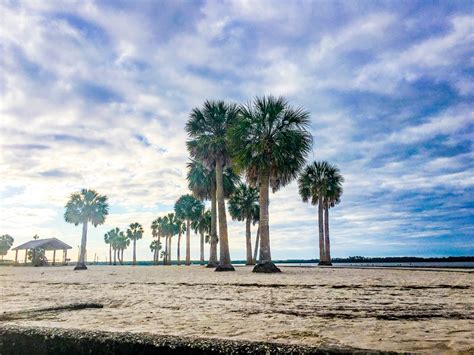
left=191, top=210, right=211, bottom=265
left=298, top=161, right=343, bottom=265
left=64, top=189, right=109, bottom=270
left=186, top=100, right=239, bottom=271
left=116, top=231, right=129, bottom=264
left=104, top=229, right=115, bottom=265
left=228, top=183, right=259, bottom=265
left=175, top=194, right=204, bottom=266
left=127, top=222, right=144, bottom=266
left=187, top=159, right=239, bottom=268
left=230, top=96, right=312, bottom=273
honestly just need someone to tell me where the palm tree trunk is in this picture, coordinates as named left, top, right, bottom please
left=324, top=198, right=332, bottom=265
left=186, top=220, right=191, bottom=266
left=215, top=158, right=233, bottom=271
left=121, top=249, right=124, bottom=264
left=113, top=248, right=116, bottom=265
left=318, top=196, right=326, bottom=265
left=245, top=217, right=253, bottom=265
left=177, top=232, right=181, bottom=265
left=75, top=221, right=88, bottom=270
left=157, top=235, right=161, bottom=265
left=109, top=244, right=112, bottom=265
left=133, top=239, right=136, bottom=265
left=207, top=184, right=218, bottom=267
left=253, top=225, right=260, bottom=264
left=253, top=171, right=280, bottom=273
left=200, top=232, right=204, bottom=265
left=164, top=235, right=168, bottom=265
left=168, top=235, right=172, bottom=265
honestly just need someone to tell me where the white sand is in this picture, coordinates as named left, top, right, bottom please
left=0, top=265, right=473, bottom=353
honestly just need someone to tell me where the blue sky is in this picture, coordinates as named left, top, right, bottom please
left=1, top=0, right=473, bottom=262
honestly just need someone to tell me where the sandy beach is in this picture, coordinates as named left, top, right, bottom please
left=1, top=265, right=473, bottom=353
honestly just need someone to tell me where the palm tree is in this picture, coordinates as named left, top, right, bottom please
left=64, top=189, right=109, bottom=270
left=0, top=234, right=14, bottom=261
left=175, top=194, right=204, bottom=266
left=186, top=100, right=239, bottom=272
left=150, top=240, right=161, bottom=264
left=151, top=217, right=162, bottom=265
left=116, top=231, right=129, bottom=265
left=187, top=159, right=239, bottom=268
left=175, top=219, right=186, bottom=266
left=104, top=231, right=113, bottom=265
left=228, top=183, right=259, bottom=265
left=230, top=96, right=312, bottom=273
left=126, top=222, right=144, bottom=266
left=191, top=210, right=211, bottom=265
left=323, top=164, right=344, bottom=265
left=298, top=161, right=343, bottom=265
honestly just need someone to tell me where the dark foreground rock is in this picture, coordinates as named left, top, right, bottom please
left=0, top=325, right=393, bottom=355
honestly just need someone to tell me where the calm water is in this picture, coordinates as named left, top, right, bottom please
left=275, top=262, right=474, bottom=268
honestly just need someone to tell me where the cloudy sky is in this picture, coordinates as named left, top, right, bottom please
left=1, top=0, right=473, bottom=263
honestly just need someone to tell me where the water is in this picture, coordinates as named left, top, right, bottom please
left=275, top=262, right=474, bottom=268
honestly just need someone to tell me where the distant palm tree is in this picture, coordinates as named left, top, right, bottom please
left=187, top=159, right=239, bottom=267
left=228, top=183, right=259, bottom=265
left=127, top=222, right=144, bottom=266
left=0, top=234, right=14, bottom=261
left=186, top=100, right=239, bottom=271
left=150, top=240, right=161, bottom=264
left=116, top=231, right=129, bottom=265
left=298, top=161, right=343, bottom=265
left=105, top=228, right=121, bottom=265
left=192, top=210, right=211, bottom=265
left=104, top=230, right=114, bottom=265
left=151, top=217, right=162, bottom=265
left=64, top=189, right=109, bottom=270
left=230, top=96, right=312, bottom=273
left=175, top=195, right=204, bottom=266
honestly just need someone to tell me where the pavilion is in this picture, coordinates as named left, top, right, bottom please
left=12, top=238, right=72, bottom=266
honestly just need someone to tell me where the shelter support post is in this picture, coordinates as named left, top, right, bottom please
left=15, top=250, right=18, bottom=264
left=24, top=250, right=27, bottom=264
left=52, top=250, right=56, bottom=266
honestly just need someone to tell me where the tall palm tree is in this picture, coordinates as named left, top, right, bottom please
left=64, top=189, right=109, bottom=270
left=298, top=161, right=329, bottom=265
left=175, top=219, right=186, bottom=266
left=298, top=161, right=343, bottom=265
left=228, top=183, right=259, bottom=265
left=127, top=222, right=144, bottom=266
left=191, top=210, right=211, bottom=265
left=175, top=194, right=204, bottom=266
left=230, top=96, right=312, bottom=273
left=187, top=159, right=239, bottom=268
left=323, top=164, right=344, bottom=265
left=186, top=100, right=239, bottom=272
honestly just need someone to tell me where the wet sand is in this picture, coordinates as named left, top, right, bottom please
left=0, top=265, right=472, bottom=353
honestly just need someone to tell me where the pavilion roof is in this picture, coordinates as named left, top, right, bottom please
left=12, top=238, right=72, bottom=251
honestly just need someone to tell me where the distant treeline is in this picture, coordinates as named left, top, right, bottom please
left=84, top=255, right=474, bottom=266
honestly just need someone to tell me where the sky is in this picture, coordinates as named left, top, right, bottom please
left=1, top=0, right=473, bottom=263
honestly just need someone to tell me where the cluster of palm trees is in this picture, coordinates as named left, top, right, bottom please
left=64, top=95, right=344, bottom=273
left=103, top=223, right=144, bottom=265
